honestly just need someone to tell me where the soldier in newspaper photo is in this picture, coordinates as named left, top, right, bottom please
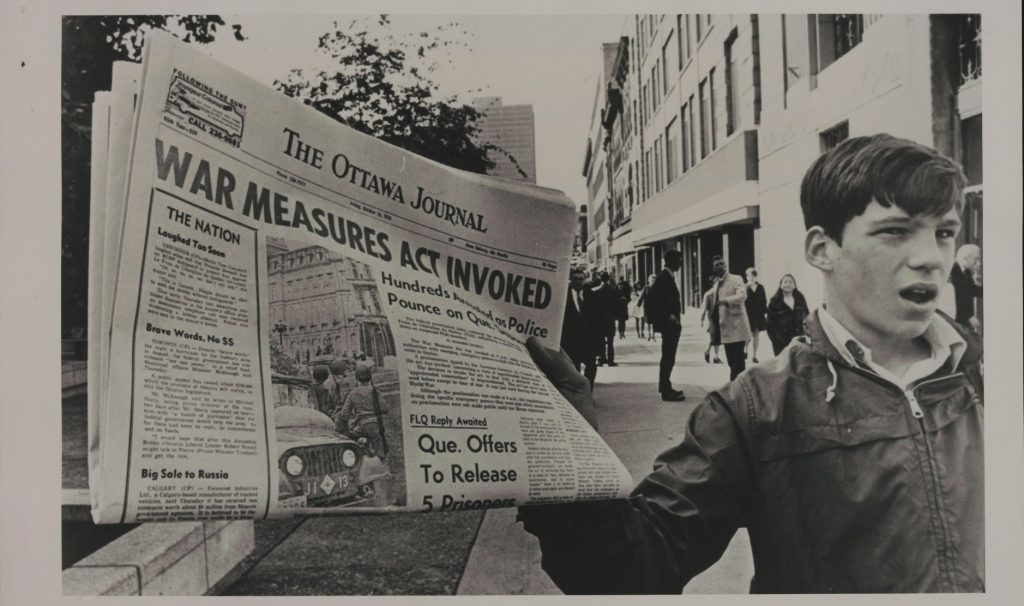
left=520, top=134, right=985, bottom=593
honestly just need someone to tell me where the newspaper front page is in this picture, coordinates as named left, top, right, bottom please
left=90, top=31, right=632, bottom=524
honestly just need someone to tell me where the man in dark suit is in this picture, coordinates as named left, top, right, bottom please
left=646, top=250, right=686, bottom=401
left=560, top=267, right=599, bottom=388
left=951, top=243, right=982, bottom=331
left=592, top=271, right=619, bottom=367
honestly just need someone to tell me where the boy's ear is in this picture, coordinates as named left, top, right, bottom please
left=805, top=226, right=837, bottom=272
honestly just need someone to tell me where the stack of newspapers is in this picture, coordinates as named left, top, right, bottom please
left=87, top=31, right=631, bottom=523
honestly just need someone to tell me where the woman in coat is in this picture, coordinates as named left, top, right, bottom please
left=699, top=276, right=722, bottom=363
left=641, top=274, right=657, bottom=341
left=766, top=273, right=809, bottom=356
left=631, top=280, right=648, bottom=339
left=744, top=268, right=768, bottom=363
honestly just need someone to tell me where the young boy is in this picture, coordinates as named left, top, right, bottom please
left=521, top=134, right=984, bottom=593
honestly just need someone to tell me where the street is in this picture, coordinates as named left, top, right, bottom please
left=225, top=311, right=756, bottom=595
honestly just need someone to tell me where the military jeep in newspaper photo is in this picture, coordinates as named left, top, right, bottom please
left=271, top=373, right=390, bottom=509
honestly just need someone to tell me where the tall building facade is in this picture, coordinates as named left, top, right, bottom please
left=593, top=14, right=983, bottom=311
left=582, top=43, right=622, bottom=271
left=472, top=96, right=538, bottom=183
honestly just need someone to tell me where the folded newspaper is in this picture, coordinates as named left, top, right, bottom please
left=88, top=31, right=633, bottom=523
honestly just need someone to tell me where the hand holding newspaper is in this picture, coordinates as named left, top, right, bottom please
left=89, top=31, right=632, bottom=523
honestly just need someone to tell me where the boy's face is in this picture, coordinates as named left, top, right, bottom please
left=827, top=200, right=961, bottom=342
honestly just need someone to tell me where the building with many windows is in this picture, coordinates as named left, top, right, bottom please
left=472, top=96, right=538, bottom=183
left=582, top=43, right=620, bottom=270
left=592, top=13, right=982, bottom=311
left=267, top=240, right=395, bottom=367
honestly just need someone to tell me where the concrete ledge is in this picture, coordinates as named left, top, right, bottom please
left=63, top=565, right=140, bottom=596
left=63, top=520, right=255, bottom=595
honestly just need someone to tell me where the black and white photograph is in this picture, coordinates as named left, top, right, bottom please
left=267, top=238, right=402, bottom=511
left=2, top=2, right=1022, bottom=602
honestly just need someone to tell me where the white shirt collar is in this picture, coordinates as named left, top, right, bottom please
left=817, top=306, right=966, bottom=389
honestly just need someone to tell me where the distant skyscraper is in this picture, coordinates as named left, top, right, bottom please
left=472, top=97, right=537, bottom=183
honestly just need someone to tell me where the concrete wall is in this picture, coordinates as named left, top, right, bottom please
left=63, top=520, right=254, bottom=595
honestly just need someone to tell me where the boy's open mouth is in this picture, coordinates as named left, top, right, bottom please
left=899, top=284, right=939, bottom=304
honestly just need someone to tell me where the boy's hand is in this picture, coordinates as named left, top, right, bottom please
left=525, top=337, right=599, bottom=430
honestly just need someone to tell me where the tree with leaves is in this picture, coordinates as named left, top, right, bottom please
left=276, top=16, right=523, bottom=177
left=61, top=16, right=244, bottom=335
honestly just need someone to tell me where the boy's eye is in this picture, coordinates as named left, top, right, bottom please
left=937, top=229, right=957, bottom=239
left=876, top=227, right=907, bottom=236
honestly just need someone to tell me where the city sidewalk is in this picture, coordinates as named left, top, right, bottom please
left=457, top=310, right=756, bottom=595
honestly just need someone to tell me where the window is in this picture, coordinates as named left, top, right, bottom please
left=665, top=118, right=679, bottom=183
left=695, top=14, right=712, bottom=41
left=961, top=114, right=982, bottom=186
left=708, top=69, right=717, bottom=152
left=814, top=15, right=865, bottom=74
left=681, top=102, right=691, bottom=171
left=684, top=15, right=692, bottom=62
left=782, top=14, right=811, bottom=92
left=687, top=96, right=696, bottom=167
left=639, top=16, right=646, bottom=55
left=646, top=147, right=652, bottom=197
left=677, top=15, right=685, bottom=67
left=699, top=76, right=714, bottom=158
left=634, top=160, right=641, bottom=207
left=831, top=14, right=864, bottom=60
left=662, top=31, right=674, bottom=92
left=651, top=65, right=659, bottom=109
left=654, top=137, right=662, bottom=192
left=724, top=30, right=740, bottom=135
left=641, top=83, right=648, bottom=125
left=819, top=121, right=849, bottom=151
left=957, top=14, right=982, bottom=86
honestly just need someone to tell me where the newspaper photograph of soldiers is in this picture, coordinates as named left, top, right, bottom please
left=267, top=238, right=402, bottom=510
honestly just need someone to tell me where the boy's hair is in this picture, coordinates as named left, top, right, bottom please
left=664, top=249, right=682, bottom=263
left=800, top=134, right=967, bottom=244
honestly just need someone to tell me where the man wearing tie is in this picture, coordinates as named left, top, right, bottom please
left=646, top=250, right=686, bottom=401
left=560, top=266, right=600, bottom=388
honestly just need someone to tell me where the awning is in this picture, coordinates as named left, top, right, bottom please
left=631, top=181, right=759, bottom=246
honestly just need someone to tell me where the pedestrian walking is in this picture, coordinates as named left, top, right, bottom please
left=699, top=276, right=722, bottom=363
left=744, top=268, right=768, bottom=363
left=766, top=273, right=809, bottom=355
left=644, top=250, right=685, bottom=401
left=560, top=267, right=600, bottom=388
left=592, top=272, right=619, bottom=366
left=615, top=277, right=631, bottom=338
left=642, top=274, right=658, bottom=341
left=521, top=133, right=984, bottom=594
left=712, top=256, right=751, bottom=380
left=631, top=280, right=648, bottom=338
